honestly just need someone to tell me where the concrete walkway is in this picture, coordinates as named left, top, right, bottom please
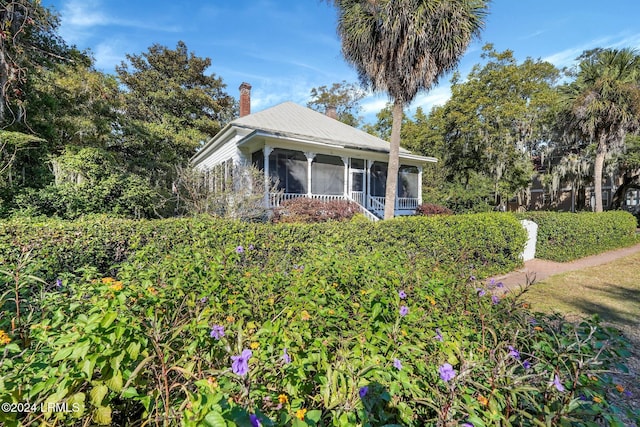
left=490, top=242, right=640, bottom=290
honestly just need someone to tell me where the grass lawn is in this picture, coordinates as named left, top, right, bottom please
left=523, top=251, right=640, bottom=327
left=522, top=251, right=640, bottom=421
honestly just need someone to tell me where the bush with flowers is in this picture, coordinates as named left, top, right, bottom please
left=0, top=215, right=637, bottom=425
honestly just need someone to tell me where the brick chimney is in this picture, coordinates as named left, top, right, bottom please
left=239, top=82, right=252, bottom=117
left=325, top=105, right=338, bottom=120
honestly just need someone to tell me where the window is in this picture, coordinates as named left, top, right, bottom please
left=371, top=162, right=387, bottom=197
left=312, top=154, right=344, bottom=195
left=269, top=149, right=307, bottom=194
left=398, top=166, right=419, bottom=198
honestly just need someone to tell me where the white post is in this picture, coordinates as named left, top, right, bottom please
left=264, top=145, right=273, bottom=207
left=366, top=159, right=372, bottom=209
left=342, top=157, right=349, bottom=199
left=304, top=152, right=315, bottom=197
left=418, top=166, right=423, bottom=205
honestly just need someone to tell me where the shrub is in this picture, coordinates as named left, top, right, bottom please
left=516, top=211, right=638, bottom=261
left=0, top=238, right=635, bottom=426
left=271, top=198, right=362, bottom=223
left=0, top=213, right=526, bottom=283
left=414, top=203, right=453, bottom=216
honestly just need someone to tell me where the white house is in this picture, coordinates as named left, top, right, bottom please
left=191, top=83, right=437, bottom=220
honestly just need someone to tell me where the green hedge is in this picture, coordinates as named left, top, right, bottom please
left=516, top=211, right=638, bottom=262
left=0, top=213, right=527, bottom=282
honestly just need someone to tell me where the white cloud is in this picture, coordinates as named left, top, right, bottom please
left=62, top=0, right=108, bottom=27
left=92, top=41, right=127, bottom=71
left=360, top=96, right=389, bottom=115
left=410, top=86, right=451, bottom=113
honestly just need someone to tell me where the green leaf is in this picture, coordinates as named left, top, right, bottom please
left=94, top=406, right=112, bottom=425
left=100, top=311, right=118, bottom=329
left=203, top=410, right=227, bottom=427
left=89, top=384, right=109, bottom=407
left=105, top=371, right=123, bottom=392
left=52, top=346, right=74, bottom=363
left=121, top=387, right=139, bottom=398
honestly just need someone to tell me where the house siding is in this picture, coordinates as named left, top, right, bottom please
left=194, top=135, right=240, bottom=171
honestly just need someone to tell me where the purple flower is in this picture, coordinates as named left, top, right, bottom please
left=249, top=414, right=261, bottom=427
left=393, top=358, right=402, bottom=370
left=523, top=360, right=532, bottom=370
left=476, top=288, right=486, bottom=297
left=528, top=318, right=538, bottom=325
left=438, top=363, right=456, bottom=382
left=282, top=348, right=291, bottom=364
left=496, top=281, right=504, bottom=288
left=399, top=305, right=409, bottom=317
left=55, top=278, right=62, bottom=288
left=235, top=246, right=244, bottom=254
left=248, top=244, right=255, bottom=250
left=200, top=296, right=209, bottom=304
left=551, top=374, right=565, bottom=392
left=435, top=328, right=443, bottom=342
left=210, top=324, right=225, bottom=340
left=508, top=345, right=521, bottom=360
left=462, top=423, right=474, bottom=427
left=624, top=390, right=632, bottom=398
left=231, top=349, right=252, bottom=376
left=469, top=275, right=476, bottom=281
left=492, top=295, right=500, bottom=305
left=359, top=386, right=368, bottom=398
left=398, top=290, right=407, bottom=300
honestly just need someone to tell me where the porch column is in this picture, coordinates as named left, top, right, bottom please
left=304, top=152, right=315, bottom=197
left=264, top=145, right=273, bottom=207
left=366, top=159, right=372, bottom=209
left=418, top=166, right=423, bottom=205
left=341, top=157, right=349, bottom=198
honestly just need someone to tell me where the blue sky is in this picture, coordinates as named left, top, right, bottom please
left=42, top=0, right=640, bottom=124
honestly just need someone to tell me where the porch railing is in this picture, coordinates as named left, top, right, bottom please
left=351, top=191, right=364, bottom=206
left=268, top=193, right=347, bottom=208
left=368, top=196, right=385, bottom=218
left=397, top=197, right=419, bottom=210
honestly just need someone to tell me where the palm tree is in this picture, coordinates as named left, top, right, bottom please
left=561, top=48, right=640, bottom=212
left=332, top=0, right=489, bottom=219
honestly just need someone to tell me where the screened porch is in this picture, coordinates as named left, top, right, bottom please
left=251, top=147, right=422, bottom=217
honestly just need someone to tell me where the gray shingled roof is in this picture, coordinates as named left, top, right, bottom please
left=232, top=101, right=412, bottom=154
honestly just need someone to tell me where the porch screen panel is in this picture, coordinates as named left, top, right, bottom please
left=269, top=149, right=307, bottom=194
left=398, top=166, right=419, bottom=198
left=311, top=155, right=344, bottom=195
left=371, top=162, right=387, bottom=197
left=251, top=150, right=264, bottom=171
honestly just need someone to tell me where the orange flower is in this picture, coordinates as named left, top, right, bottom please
left=534, top=326, right=543, bottom=332
left=109, top=281, right=123, bottom=292
left=0, top=330, right=11, bottom=345
left=147, top=287, right=158, bottom=295
left=278, top=394, right=288, bottom=404
left=250, top=341, right=260, bottom=350
left=477, top=395, right=489, bottom=406
left=226, top=316, right=235, bottom=323
left=101, top=277, right=115, bottom=284
left=295, top=408, right=307, bottom=420
left=300, top=310, right=311, bottom=321
left=616, top=384, right=625, bottom=393
left=592, top=396, right=602, bottom=403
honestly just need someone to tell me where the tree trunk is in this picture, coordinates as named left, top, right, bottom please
left=384, top=100, right=403, bottom=220
left=593, top=138, right=607, bottom=212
